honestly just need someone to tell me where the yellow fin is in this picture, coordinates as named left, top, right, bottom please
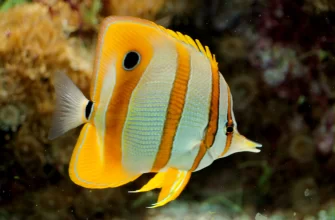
left=69, top=124, right=141, bottom=188
left=128, top=172, right=165, bottom=193
left=158, top=25, right=218, bottom=69
left=148, top=168, right=191, bottom=208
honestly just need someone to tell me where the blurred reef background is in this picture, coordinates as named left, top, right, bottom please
left=0, top=0, right=335, bottom=219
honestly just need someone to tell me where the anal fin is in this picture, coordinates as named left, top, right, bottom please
left=129, top=172, right=165, bottom=193
left=130, top=168, right=191, bottom=208
left=152, top=168, right=191, bottom=208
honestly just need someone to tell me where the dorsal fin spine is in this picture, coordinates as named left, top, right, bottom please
left=168, top=29, right=178, bottom=38
left=195, top=39, right=206, bottom=54
left=185, top=35, right=198, bottom=49
left=157, top=25, right=218, bottom=69
left=205, top=46, right=212, bottom=60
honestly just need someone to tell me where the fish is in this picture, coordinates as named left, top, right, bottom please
left=48, top=16, right=262, bottom=208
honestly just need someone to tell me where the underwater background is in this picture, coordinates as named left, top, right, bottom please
left=0, top=0, right=335, bottom=219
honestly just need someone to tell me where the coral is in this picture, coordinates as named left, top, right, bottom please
left=320, top=60, right=335, bottom=99
left=291, top=177, right=320, bottom=215
left=255, top=213, right=267, bottom=220
left=193, top=0, right=254, bottom=33
left=0, top=103, right=25, bottom=132
left=101, top=0, right=165, bottom=21
left=314, top=105, right=335, bottom=155
left=304, top=0, right=335, bottom=13
left=258, top=99, right=290, bottom=129
left=0, top=0, right=28, bottom=12
left=257, top=0, right=335, bottom=49
left=0, top=2, right=92, bottom=102
left=0, top=4, right=93, bottom=210
left=30, top=115, right=52, bottom=144
left=218, top=36, right=248, bottom=63
left=35, top=0, right=105, bottom=31
left=79, top=0, right=102, bottom=29
left=0, top=66, right=25, bottom=101
left=33, top=182, right=76, bottom=220
left=159, top=0, right=196, bottom=26
left=73, top=188, right=126, bottom=218
left=13, top=129, right=46, bottom=177
left=146, top=200, right=233, bottom=220
left=50, top=130, right=78, bottom=176
left=288, top=113, right=309, bottom=134
left=250, top=38, right=308, bottom=87
left=229, top=74, right=258, bottom=111
left=0, top=1, right=92, bottom=171
left=317, top=201, right=335, bottom=219
left=289, top=134, right=315, bottom=163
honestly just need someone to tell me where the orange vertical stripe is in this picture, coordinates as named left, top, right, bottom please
left=190, top=62, right=220, bottom=171
left=190, top=141, right=207, bottom=171
left=90, top=16, right=157, bottom=101
left=98, top=22, right=159, bottom=184
left=205, top=66, right=220, bottom=149
left=220, top=85, right=234, bottom=157
left=151, top=42, right=191, bottom=172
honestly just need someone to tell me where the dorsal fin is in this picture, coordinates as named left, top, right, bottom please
left=157, top=25, right=218, bottom=71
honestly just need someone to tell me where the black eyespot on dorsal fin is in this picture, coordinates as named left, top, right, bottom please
left=85, top=101, right=93, bottom=120
left=157, top=25, right=218, bottom=72
left=225, top=122, right=234, bottom=135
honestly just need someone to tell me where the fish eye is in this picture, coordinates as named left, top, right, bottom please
left=123, top=51, right=141, bottom=71
left=225, top=122, right=234, bottom=134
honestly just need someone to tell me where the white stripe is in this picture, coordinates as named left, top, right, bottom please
left=195, top=74, right=229, bottom=171
left=93, top=62, right=116, bottom=162
left=165, top=45, right=212, bottom=171
left=121, top=40, right=178, bottom=173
